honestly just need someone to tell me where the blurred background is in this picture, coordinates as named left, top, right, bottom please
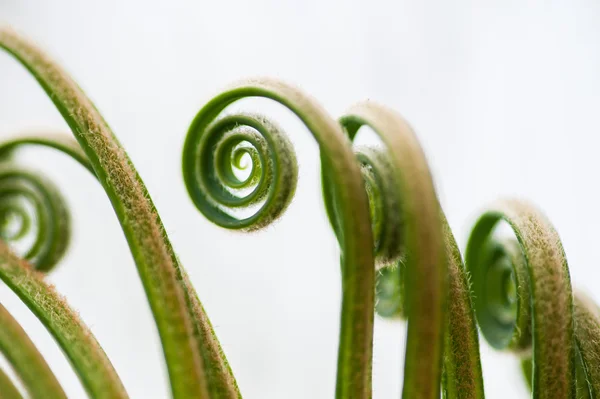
left=1, top=1, right=600, bottom=398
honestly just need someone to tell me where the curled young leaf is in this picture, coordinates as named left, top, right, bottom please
left=338, top=103, right=448, bottom=399
left=339, top=106, right=483, bottom=398
left=183, top=78, right=375, bottom=398
left=466, top=199, right=576, bottom=398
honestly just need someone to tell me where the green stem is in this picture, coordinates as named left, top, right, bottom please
left=339, top=103, right=484, bottom=398
left=0, top=138, right=241, bottom=398
left=466, top=199, right=576, bottom=398
left=0, top=240, right=126, bottom=397
left=0, top=367, right=22, bottom=399
left=370, top=197, right=483, bottom=398
left=0, top=302, right=66, bottom=399
left=573, top=293, right=600, bottom=397
left=0, top=26, right=235, bottom=398
left=0, top=134, right=95, bottom=175
left=440, top=216, right=484, bottom=399
left=0, top=163, right=124, bottom=397
left=182, top=79, right=375, bottom=398
left=2, top=26, right=597, bottom=399
left=338, top=103, right=447, bottom=398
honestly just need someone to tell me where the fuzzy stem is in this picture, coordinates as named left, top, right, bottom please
left=0, top=302, right=66, bottom=398
left=0, top=27, right=236, bottom=398
left=573, top=293, right=600, bottom=397
left=183, top=79, right=375, bottom=398
left=0, top=240, right=126, bottom=397
left=339, top=103, right=447, bottom=399
left=440, top=216, right=484, bottom=399
left=466, top=199, right=576, bottom=398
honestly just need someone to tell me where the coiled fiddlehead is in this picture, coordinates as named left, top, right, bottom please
left=1, top=25, right=599, bottom=399
left=0, top=165, right=70, bottom=272
left=183, top=78, right=376, bottom=398
left=0, top=139, right=126, bottom=397
left=184, top=87, right=455, bottom=397
left=184, top=112, right=298, bottom=230
left=341, top=110, right=483, bottom=399
left=465, top=199, right=577, bottom=398
left=336, top=104, right=449, bottom=399
left=0, top=135, right=95, bottom=272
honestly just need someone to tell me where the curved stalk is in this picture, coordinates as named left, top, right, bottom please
left=439, top=216, right=484, bottom=399
left=0, top=26, right=235, bottom=398
left=369, top=195, right=486, bottom=399
left=0, top=302, right=66, bottom=398
left=0, top=137, right=241, bottom=398
left=0, top=133, right=243, bottom=398
left=340, top=107, right=482, bottom=398
left=0, top=133, right=95, bottom=175
left=1, top=26, right=598, bottom=399
left=337, top=104, right=448, bottom=398
left=518, top=295, right=600, bottom=398
left=0, top=367, right=22, bottom=399
left=0, top=240, right=126, bottom=397
left=182, top=79, right=375, bottom=398
left=573, top=293, right=600, bottom=397
left=0, top=163, right=125, bottom=397
left=465, top=199, right=576, bottom=398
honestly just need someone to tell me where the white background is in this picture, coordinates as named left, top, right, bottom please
left=1, top=1, right=600, bottom=398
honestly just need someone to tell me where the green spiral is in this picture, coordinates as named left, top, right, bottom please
left=0, top=134, right=96, bottom=273
left=347, top=145, right=406, bottom=319
left=465, top=199, right=576, bottom=397
left=183, top=78, right=376, bottom=398
left=1, top=25, right=599, bottom=399
left=0, top=136, right=127, bottom=397
left=467, top=235, right=531, bottom=353
left=466, top=200, right=600, bottom=397
left=353, top=146, right=403, bottom=266
left=184, top=112, right=298, bottom=231
left=0, top=165, right=70, bottom=272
